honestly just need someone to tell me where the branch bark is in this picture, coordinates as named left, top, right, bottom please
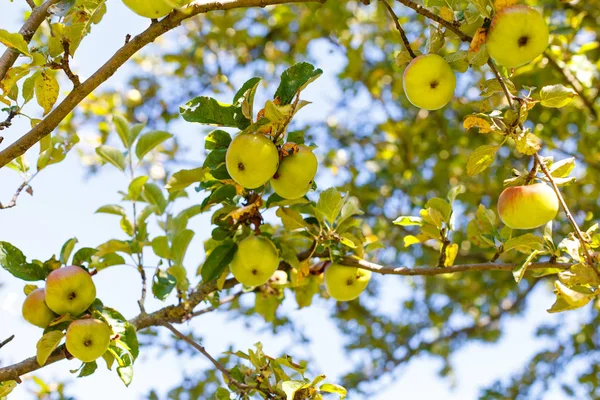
left=0, top=0, right=61, bottom=82
left=0, top=0, right=324, bottom=169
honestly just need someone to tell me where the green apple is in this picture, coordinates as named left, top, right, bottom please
left=66, top=319, right=112, bottom=363
left=486, top=5, right=549, bottom=68
left=45, top=266, right=97, bottom=316
left=122, top=0, right=190, bottom=19
left=325, top=264, right=371, bottom=302
left=230, top=236, right=280, bottom=287
left=226, top=133, right=279, bottom=189
left=497, top=183, right=559, bottom=229
left=270, top=145, right=318, bottom=199
left=22, top=288, right=57, bottom=328
left=403, top=54, right=456, bottom=110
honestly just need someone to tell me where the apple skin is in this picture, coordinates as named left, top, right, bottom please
left=122, top=0, right=190, bottom=19
left=22, top=288, right=58, bottom=328
left=486, top=5, right=549, bottom=68
left=230, top=236, right=280, bottom=287
left=226, top=133, right=279, bottom=189
left=497, top=183, right=559, bottom=229
left=325, top=264, right=371, bottom=302
left=270, top=145, right=318, bottom=199
left=66, top=319, right=112, bottom=363
left=45, top=266, right=97, bottom=316
left=403, top=54, right=456, bottom=110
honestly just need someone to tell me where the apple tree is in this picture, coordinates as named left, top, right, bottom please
left=0, top=0, right=599, bottom=398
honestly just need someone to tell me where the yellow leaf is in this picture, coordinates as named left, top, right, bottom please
left=439, top=6, right=454, bottom=22
left=469, top=27, right=487, bottom=54
left=494, top=0, right=518, bottom=12
left=463, top=116, right=492, bottom=134
left=35, top=71, right=59, bottom=116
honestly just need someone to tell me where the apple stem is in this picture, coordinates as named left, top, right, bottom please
left=379, top=0, right=417, bottom=58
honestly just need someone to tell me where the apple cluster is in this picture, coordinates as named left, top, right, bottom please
left=22, top=266, right=112, bottom=363
left=402, top=5, right=548, bottom=110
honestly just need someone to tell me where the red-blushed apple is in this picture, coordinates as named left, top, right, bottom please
left=66, top=319, right=112, bottom=363
left=122, top=0, right=190, bottom=19
left=403, top=54, right=456, bottom=110
left=270, top=145, right=318, bottom=199
left=486, top=5, right=549, bottom=68
left=325, top=264, right=371, bottom=302
left=22, top=288, right=57, bottom=328
left=230, top=236, right=280, bottom=287
left=45, top=266, right=97, bottom=316
left=226, top=133, right=279, bottom=189
left=497, top=183, right=559, bottom=229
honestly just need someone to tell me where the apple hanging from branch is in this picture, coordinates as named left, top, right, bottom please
left=497, top=183, right=559, bottom=230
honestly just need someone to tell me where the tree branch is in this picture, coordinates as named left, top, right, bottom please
left=544, top=50, right=597, bottom=120
left=0, top=0, right=325, bottom=169
left=0, top=336, right=15, bottom=350
left=0, top=0, right=61, bottom=82
left=0, top=172, right=38, bottom=210
left=379, top=0, right=416, bottom=58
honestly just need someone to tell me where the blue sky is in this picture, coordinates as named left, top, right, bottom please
left=0, top=2, right=576, bottom=399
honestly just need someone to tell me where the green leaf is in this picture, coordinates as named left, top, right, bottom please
left=181, top=96, right=249, bottom=129
left=166, top=167, right=211, bottom=193
left=338, top=196, right=363, bottom=227
left=152, top=269, right=177, bottom=301
left=59, top=237, right=78, bottom=265
left=0, top=29, right=31, bottom=56
left=205, top=129, right=232, bottom=150
left=151, top=236, right=170, bottom=259
left=320, top=383, right=347, bottom=399
left=466, top=145, right=498, bottom=176
left=393, top=216, right=423, bottom=226
left=0, top=242, right=52, bottom=281
left=549, top=157, right=575, bottom=178
left=127, top=176, right=148, bottom=200
left=171, top=229, right=194, bottom=265
left=512, top=250, right=539, bottom=284
left=276, top=207, right=308, bottom=231
left=539, top=84, right=577, bottom=108
left=515, top=132, right=542, bottom=156
left=96, top=146, right=126, bottom=172
left=425, top=197, right=452, bottom=223
left=100, top=307, right=139, bottom=360
left=35, top=71, right=59, bottom=116
left=95, top=204, right=126, bottom=216
left=72, top=247, right=98, bottom=266
left=203, top=148, right=227, bottom=169
left=200, top=241, right=237, bottom=282
left=78, top=361, right=98, bottom=378
left=255, top=292, right=281, bottom=322
left=167, top=264, right=189, bottom=291
left=92, top=253, right=125, bottom=271
left=282, top=380, right=307, bottom=400
left=142, top=183, right=167, bottom=214
left=316, top=188, right=344, bottom=226
left=113, top=115, right=130, bottom=148
left=504, top=234, right=545, bottom=253
left=233, top=77, right=261, bottom=120
left=0, top=380, right=17, bottom=396
left=274, top=62, right=323, bottom=105
left=117, top=365, right=134, bottom=387
left=135, top=131, right=173, bottom=162
left=36, top=331, right=65, bottom=366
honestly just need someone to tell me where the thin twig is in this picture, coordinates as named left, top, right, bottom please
left=0, top=335, right=15, bottom=350
left=162, top=323, right=273, bottom=396
left=535, top=153, right=596, bottom=270
left=0, top=172, right=38, bottom=210
left=394, top=0, right=472, bottom=42
left=0, top=108, right=19, bottom=131
left=488, top=60, right=514, bottom=107
left=379, top=0, right=416, bottom=58
left=190, top=291, right=245, bottom=318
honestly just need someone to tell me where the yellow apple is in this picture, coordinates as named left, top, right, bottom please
left=66, top=319, right=112, bottom=363
left=226, top=133, right=279, bottom=189
left=122, top=0, right=191, bottom=19
left=230, top=236, right=280, bottom=287
left=270, top=145, right=318, bottom=199
left=22, top=288, right=57, bottom=328
left=45, top=266, right=97, bottom=316
left=486, top=5, right=549, bottom=68
left=403, top=54, right=456, bottom=110
left=325, top=264, right=371, bottom=302
left=497, top=183, right=559, bottom=229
